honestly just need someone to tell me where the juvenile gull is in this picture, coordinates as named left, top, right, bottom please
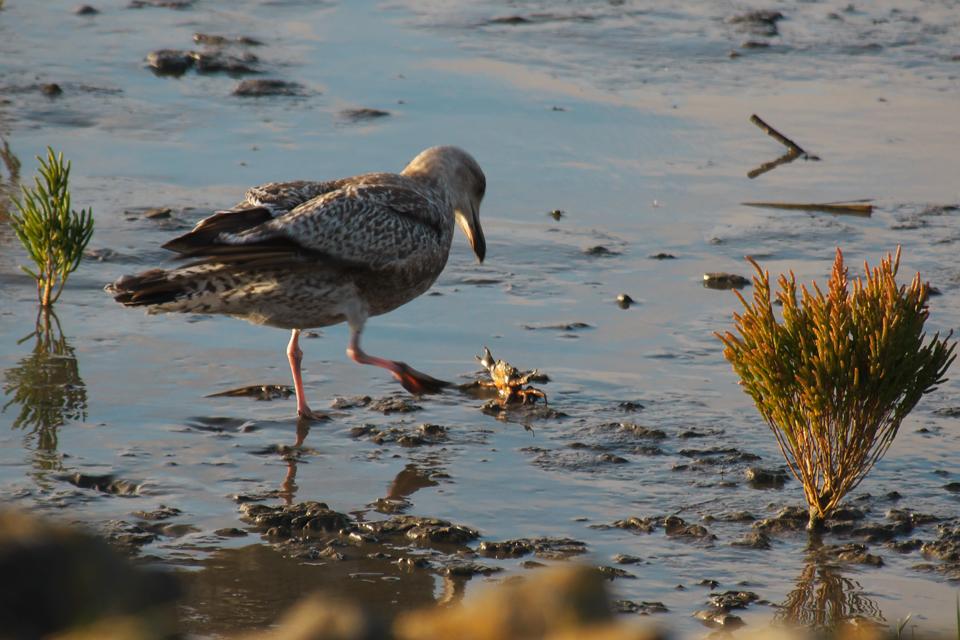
left=107, top=146, right=486, bottom=420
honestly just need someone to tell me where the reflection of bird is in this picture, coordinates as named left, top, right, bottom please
left=107, top=146, right=486, bottom=420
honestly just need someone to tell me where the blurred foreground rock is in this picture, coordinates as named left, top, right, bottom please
left=232, top=566, right=660, bottom=640
left=0, top=511, right=180, bottom=640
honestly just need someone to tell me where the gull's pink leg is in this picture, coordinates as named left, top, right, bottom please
left=287, top=329, right=326, bottom=421
left=346, top=327, right=449, bottom=395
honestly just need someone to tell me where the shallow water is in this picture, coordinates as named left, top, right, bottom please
left=1, top=0, right=960, bottom=636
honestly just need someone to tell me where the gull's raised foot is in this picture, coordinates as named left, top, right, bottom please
left=391, top=362, right=451, bottom=395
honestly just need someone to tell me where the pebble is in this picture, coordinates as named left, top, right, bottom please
left=340, top=108, right=390, bottom=120
left=232, top=78, right=304, bottom=96
left=703, top=272, right=750, bottom=290
left=616, top=293, right=633, bottom=309
left=745, top=466, right=789, bottom=489
left=598, top=566, right=636, bottom=580
left=730, top=532, right=771, bottom=550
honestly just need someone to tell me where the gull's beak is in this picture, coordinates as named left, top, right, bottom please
left=457, top=206, right=486, bottom=263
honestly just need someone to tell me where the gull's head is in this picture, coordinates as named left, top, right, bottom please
left=403, top=146, right=486, bottom=263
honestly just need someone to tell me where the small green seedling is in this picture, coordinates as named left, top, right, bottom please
left=9, top=147, right=94, bottom=307
left=716, top=248, right=955, bottom=530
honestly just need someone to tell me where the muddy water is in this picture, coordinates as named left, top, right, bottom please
left=2, top=0, right=960, bottom=636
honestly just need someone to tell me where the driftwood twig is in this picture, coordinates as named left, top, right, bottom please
left=743, top=201, right=873, bottom=217
left=750, top=114, right=808, bottom=155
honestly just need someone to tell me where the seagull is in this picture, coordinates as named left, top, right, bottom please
left=107, top=146, right=486, bottom=420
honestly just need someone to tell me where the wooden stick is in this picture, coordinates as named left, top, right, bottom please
left=750, top=114, right=806, bottom=154
left=747, top=148, right=802, bottom=179
left=743, top=201, right=873, bottom=217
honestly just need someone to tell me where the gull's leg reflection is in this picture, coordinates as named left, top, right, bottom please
left=279, top=459, right=298, bottom=506
left=277, top=418, right=312, bottom=504
left=386, top=464, right=439, bottom=502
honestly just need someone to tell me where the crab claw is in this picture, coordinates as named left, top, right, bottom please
left=477, top=346, right=496, bottom=370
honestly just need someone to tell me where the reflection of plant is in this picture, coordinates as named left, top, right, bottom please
left=716, top=248, right=955, bottom=530
left=2, top=309, right=87, bottom=450
left=9, top=148, right=94, bottom=307
left=776, top=562, right=884, bottom=633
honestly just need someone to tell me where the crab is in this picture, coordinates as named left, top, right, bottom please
left=475, top=347, right=547, bottom=406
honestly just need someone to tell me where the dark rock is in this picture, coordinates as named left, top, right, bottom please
left=194, top=33, right=230, bottom=45
left=721, top=511, right=756, bottom=523
left=710, top=590, right=760, bottom=610
left=665, top=516, right=717, bottom=540
left=844, top=521, right=912, bottom=542
left=678, top=430, right=707, bottom=438
left=192, top=51, right=260, bottom=74
left=920, top=526, right=960, bottom=561
left=618, top=423, right=666, bottom=439
left=146, top=49, right=195, bottom=75
left=398, top=434, right=426, bottom=447
left=698, top=579, right=719, bottom=588
left=614, top=554, right=642, bottom=564
left=887, top=509, right=939, bottom=526
left=609, top=516, right=659, bottom=533
left=445, top=562, right=501, bottom=576
left=600, top=453, right=628, bottom=464
left=340, top=108, right=390, bottom=120
left=143, top=207, right=172, bottom=219
left=814, top=543, right=884, bottom=567
left=368, top=397, right=422, bottom=414
left=230, top=489, right=282, bottom=503
left=612, top=600, right=668, bottom=614
left=62, top=472, right=140, bottom=495
left=830, top=506, right=867, bottom=521
left=885, top=491, right=903, bottom=501
left=745, top=467, right=788, bottom=488
left=616, top=294, right=634, bottom=309
left=419, top=424, right=447, bottom=436
left=132, top=505, right=181, bottom=521
left=100, top=520, right=159, bottom=550
left=364, top=516, right=479, bottom=545
left=214, top=527, right=248, bottom=537
left=240, top=501, right=351, bottom=535
left=753, top=506, right=808, bottom=532
left=0, top=512, right=180, bottom=639
left=694, top=609, right=745, bottom=629
left=887, top=538, right=923, bottom=552
left=730, top=532, right=771, bottom=549
left=76, top=5, right=99, bottom=14
left=618, top=401, right=644, bottom=411
left=480, top=537, right=586, bottom=560
left=332, top=396, right=372, bottom=409
left=911, top=563, right=960, bottom=580
left=649, top=253, right=676, bottom=260
left=583, top=245, right=619, bottom=256
left=726, top=10, right=784, bottom=36
left=487, top=15, right=532, bottom=25
left=703, top=273, right=750, bottom=290
left=944, top=482, right=960, bottom=492
left=128, top=0, right=195, bottom=8
left=41, top=83, right=63, bottom=96
left=598, top=566, right=636, bottom=580
left=232, top=78, right=305, bottom=96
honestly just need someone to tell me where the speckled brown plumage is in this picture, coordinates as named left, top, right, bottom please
left=107, top=146, right=487, bottom=420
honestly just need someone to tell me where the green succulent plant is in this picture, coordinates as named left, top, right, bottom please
left=716, top=248, right=955, bottom=530
left=9, top=148, right=94, bottom=307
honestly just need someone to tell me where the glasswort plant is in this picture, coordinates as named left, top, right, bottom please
left=9, top=148, right=94, bottom=307
left=715, top=248, right=955, bottom=530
